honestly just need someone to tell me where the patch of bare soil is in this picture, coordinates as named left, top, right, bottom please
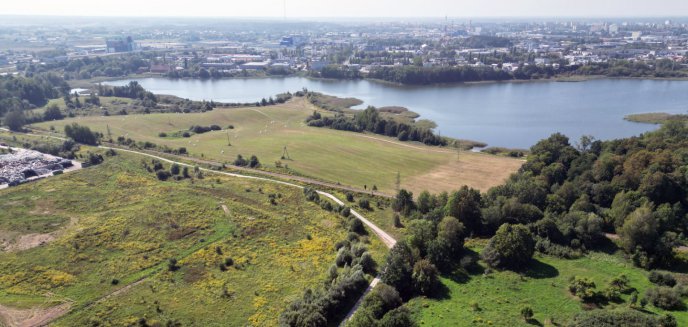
left=4, top=234, right=55, bottom=252
left=0, top=302, right=71, bottom=327
left=406, top=153, right=523, bottom=194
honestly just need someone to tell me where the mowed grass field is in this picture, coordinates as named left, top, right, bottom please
left=32, top=97, right=523, bottom=195
left=0, top=149, right=387, bottom=326
left=407, top=240, right=688, bottom=326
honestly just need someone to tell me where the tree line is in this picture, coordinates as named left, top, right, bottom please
left=306, top=106, right=447, bottom=146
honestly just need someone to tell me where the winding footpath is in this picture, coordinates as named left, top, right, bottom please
left=101, top=145, right=398, bottom=326
left=0, top=128, right=397, bottom=326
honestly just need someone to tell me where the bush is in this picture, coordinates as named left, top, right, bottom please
left=571, top=309, right=677, bottom=327
left=346, top=193, right=355, bottom=202
left=520, top=306, right=534, bottom=321
left=644, top=286, right=685, bottom=310
left=170, top=164, right=181, bottom=175
left=4, top=110, right=26, bottom=131
left=481, top=224, right=534, bottom=270
left=359, top=252, right=376, bottom=274
left=336, top=248, right=353, bottom=267
left=156, top=170, right=172, bottom=181
left=168, top=258, right=179, bottom=271
left=358, top=198, right=371, bottom=210
left=44, top=104, right=64, bottom=121
left=234, top=154, right=248, bottom=166
left=65, top=123, right=99, bottom=145
left=569, top=276, right=597, bottom=302
left=649, top=271, right=677, bottom=287
left=87, top=152, right=104, bottom=165
left=349, top=218, right=366, bottom=235
left=249, top=155, right=260, bottom=168
left=158, top=132, right=167, bottom=137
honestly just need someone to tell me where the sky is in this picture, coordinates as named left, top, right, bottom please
left=2, top=0, right=688, bottom=18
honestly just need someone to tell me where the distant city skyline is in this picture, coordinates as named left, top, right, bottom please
left=3, top=0, right=688, bottom=18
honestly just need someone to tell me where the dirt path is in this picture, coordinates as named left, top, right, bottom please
left=0, top=303, right=71, bottom=327
left=1, top=131, right=399, bottom=326
left=102, top=144, right=393, bottom=198
left=96, top=145, right=399, bottom=325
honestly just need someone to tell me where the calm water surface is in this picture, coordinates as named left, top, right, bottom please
left=106, top=77, right=688, bottom=148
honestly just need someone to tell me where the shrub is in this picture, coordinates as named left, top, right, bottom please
left=44, top=104, right=64, bottom=121
left=234, top=154, right=248, bottom=166
left=168, top=258, right=179, bottom=271
left=87, top=152, right=104, bottom=165
left=170, top=164, right=181, bottom=175
left=158, top=132, right=167, bottom=137
left=569, top=276, right=597, bottom=302
left=349, top=218, right=366, bottom=235
left=65, top=123, right=99, bottom=145
left=649, top=271, right=677, bottom=287
left=481, top=224, right=534, bottom=270
left=249, top=155, right=260, bottom=168
left=346, top=193, right=354, bottom=202
left=335, top=248, right=353, bottom=267
left=156, top=170, right=171, bottom=181
left=359, top=252, right=376, bottom=274
left=571, top=309, right=677, bottom=327
left=520, top=306, right=534, bottom=321
left=358, top=198, right=371, bottom=210
left=644, top=287, right=685, bottom=310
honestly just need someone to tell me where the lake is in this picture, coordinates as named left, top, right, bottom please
left=106, top=77, right=688, bottom=149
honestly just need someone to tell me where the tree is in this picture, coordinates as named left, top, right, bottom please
left=392, top=189, right=415, bottom=216
left=380, top=241, right=415, bottom=298
left=407, top=219, right=435, bottom=256
left=481, top=224, right=534, bottom=270
left=4, top=110, right=25, bottom=131
left=412, top=259, right=438, bottom=295
left=417, top=191, right=433, bottom=214
left=43, top=104, right=64, bottom=121
left=445, top=186, right=482, bottom=234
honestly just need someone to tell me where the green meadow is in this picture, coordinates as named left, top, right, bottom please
left=0, top=148, right=387, bottom=326
left=31, top=97, right=522, bottom=195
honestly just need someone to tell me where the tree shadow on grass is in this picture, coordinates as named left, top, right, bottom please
left=428, top=279, right=452, bottom=300
left=595, top=237, right=620, bottom=255
left=524, top=259, right=559, bottom=279
left=526, top=318, right=543, bottom=326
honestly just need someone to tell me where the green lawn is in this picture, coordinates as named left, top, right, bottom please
left=0, top=149, right=386, bottom=326
left=31, top=97, right=522, bottom=195
left=408, top=240, right=688, bottom=326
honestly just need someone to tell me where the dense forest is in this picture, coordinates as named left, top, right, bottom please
left=0, top=74, right=68, bottom=116
left=340, top=121, right=688, bottom=325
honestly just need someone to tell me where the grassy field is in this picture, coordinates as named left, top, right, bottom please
left=624, top=112, right=688, bottom=124
left=0, top=147, right=386, bottom=326
left=407, top=240, right=688, bottom=326
left=31, top=97, right=523, bottom=195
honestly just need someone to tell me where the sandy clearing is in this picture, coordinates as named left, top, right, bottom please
left=0, top=302, right=71, bottom=327
left=4, top=233, right=56, bottom=252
